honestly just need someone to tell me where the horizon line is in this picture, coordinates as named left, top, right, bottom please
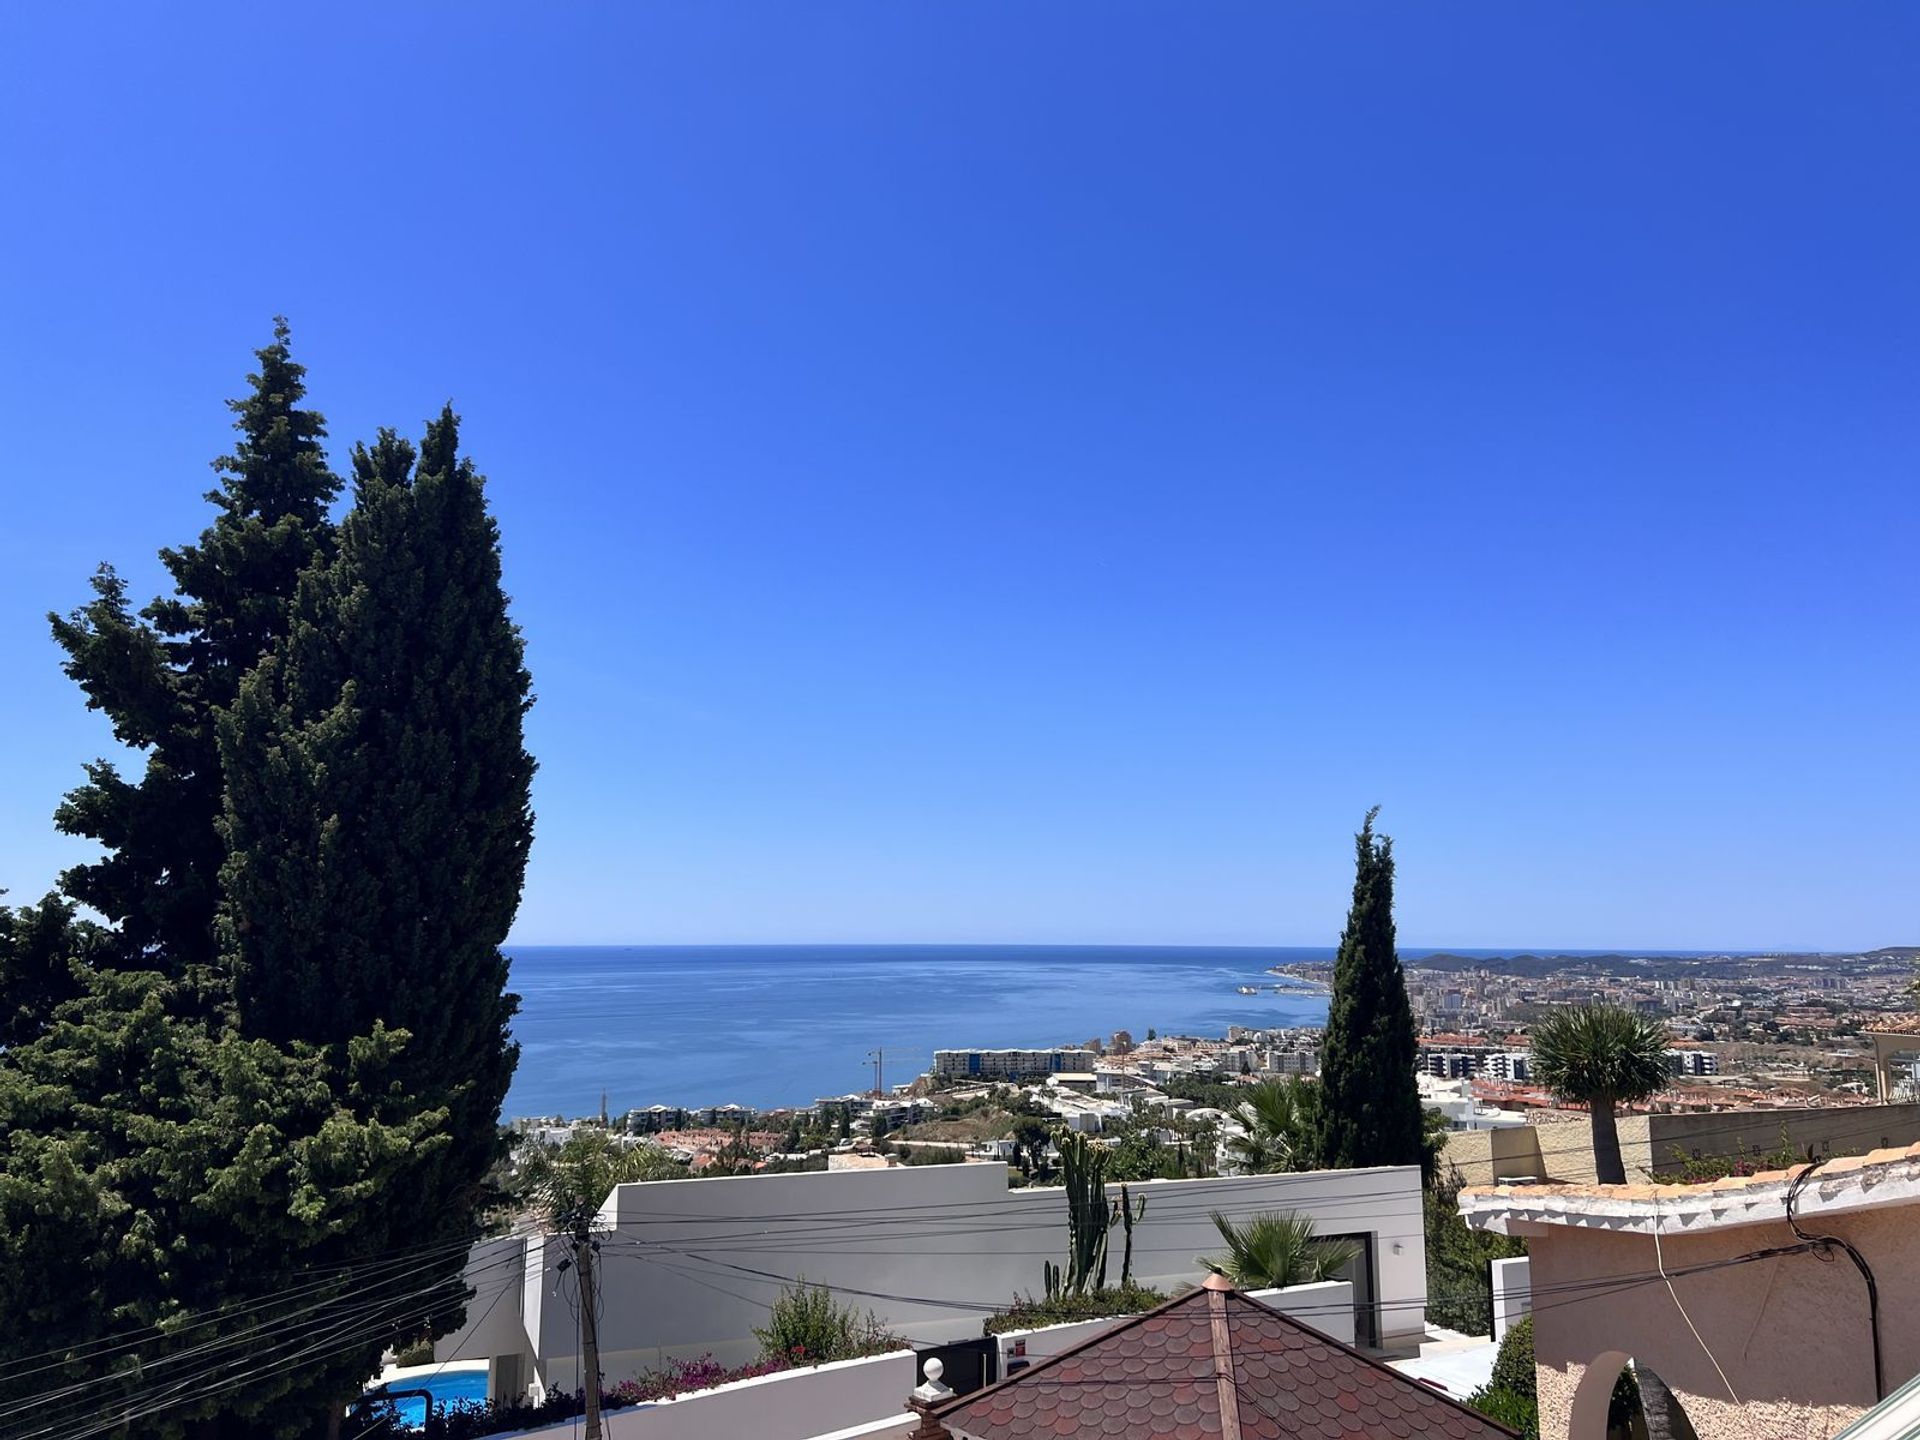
left=500, top=938, right=1910, bottom=955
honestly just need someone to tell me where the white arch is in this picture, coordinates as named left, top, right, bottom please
left=1568, top=1349, right=1633, bottom=1440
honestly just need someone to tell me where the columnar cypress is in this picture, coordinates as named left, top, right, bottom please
left=219, top=404, right=532, bottom=1295
left=1316, top=808, right=1425, bottom=1171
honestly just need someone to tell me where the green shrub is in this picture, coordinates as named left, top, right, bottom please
left=1650, top=1126, right=1803, bottom=1184
left=984, top=1284, right=1163, bottom=1335
left=1466, top=1384, right=1539, bottom=1439
left=1425, top=1166, right=1526, bottom=1335
left=392, top=1337, right=435, bottom=1368
left=1489, top=1315, right=1535, bottom=1400
left=752, top=1280, right=900, bottom=1365
left=898, top=1145, right=967, bottom=1166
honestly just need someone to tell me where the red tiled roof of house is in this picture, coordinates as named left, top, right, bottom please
left=929, top=1277, right=1515, bottom=1440
left=1863, top=1014, right=1920, bottom=1036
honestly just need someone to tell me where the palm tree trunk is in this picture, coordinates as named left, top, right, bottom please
left=1636, top=1366, right=1699, bottom=1440
left=1590, top=1096, right=1626, bottom=1184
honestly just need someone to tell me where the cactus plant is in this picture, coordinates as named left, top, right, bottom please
left=1114, top=1183, right=1147, bottom=1289
left=1057, top=1132, right=1112, bottom=1297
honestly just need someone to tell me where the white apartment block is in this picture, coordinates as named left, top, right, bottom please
left=933, top=1047, right=1097, bottom=1081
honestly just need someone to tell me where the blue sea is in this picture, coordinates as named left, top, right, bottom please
left=502, top=944, right=1340, bottom=1119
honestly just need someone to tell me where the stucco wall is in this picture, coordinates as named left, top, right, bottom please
left=1444, top=1124, right=1560, bottom=1185
left=1527, top=1208, right=1918, bottom=1440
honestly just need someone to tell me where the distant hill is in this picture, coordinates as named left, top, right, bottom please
left=1405, top=949, right=1916, bottom=979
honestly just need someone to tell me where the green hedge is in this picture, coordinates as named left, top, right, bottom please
left=983, top=1285, right=1164, bottom=1336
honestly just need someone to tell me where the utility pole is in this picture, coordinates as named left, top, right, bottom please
left=566, top=1210, right=606, bottom=1440
left=868, top=1048, right=884, bottom=1097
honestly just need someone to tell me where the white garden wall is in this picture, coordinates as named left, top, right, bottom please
left=493, top=1279, right=1358, bottom=1440
left=436, top=1161, right=1424, bottom=1395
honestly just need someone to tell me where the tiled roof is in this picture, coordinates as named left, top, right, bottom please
left=931, top=1277, right=1515, bottom=1440
left=1862, top=1014, right=1920, bottom=1036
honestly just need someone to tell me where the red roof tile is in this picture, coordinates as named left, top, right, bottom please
left=931, top=1282, right=1515, bottom=1440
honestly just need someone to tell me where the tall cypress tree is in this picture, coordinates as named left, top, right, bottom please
left=219, top=404, right=533, bottom=1320
left=1316, top=808, right=1425, bottom=1171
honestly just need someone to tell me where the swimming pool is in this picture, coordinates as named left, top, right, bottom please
left=359, top=1365, right=490, bottom=1429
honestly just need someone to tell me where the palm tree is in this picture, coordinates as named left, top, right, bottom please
left=1222, top=1079, right=1322, bottom=1174
left=1529, top=1005, right=1671, bottom=1184
left=517, top=1132, right=687, bottom=1438
left=1200, top=1210, right=1359, bottom=1290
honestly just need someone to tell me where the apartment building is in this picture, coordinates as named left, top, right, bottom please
left=932, top=1047, right=1097, bottom=1081
left=1666, top=1048, right=1719, bottom=1077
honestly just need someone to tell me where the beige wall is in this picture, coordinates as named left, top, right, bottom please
left=1528, top=1208, right=1917, bottom=1440
left=1645, top=1104, right=1920, bottom=1174
left=1442, top=1104, right=1920, bottom=1187
left=1443, top=1125, right=1552, bottom=1186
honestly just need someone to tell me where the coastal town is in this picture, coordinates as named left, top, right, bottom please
left=446, top=938, right=1920, bottom=1440
left=512, top=948, right=1920, bottom=1187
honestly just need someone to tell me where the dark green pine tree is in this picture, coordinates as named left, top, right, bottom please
left=216, top=406, right=534, bottom=1403
left=0, top=332, right=530, bottom=1440
left=50, top=318, right=339, bottom=1001
left=0, top=894, right=93, bottom=1047
left=1316, top=807, right=1426, bottom=1172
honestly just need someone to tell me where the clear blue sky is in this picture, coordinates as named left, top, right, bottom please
left=1, top=5, right=1914, bottom=951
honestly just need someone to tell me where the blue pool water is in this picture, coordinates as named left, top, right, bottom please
left=363, top=1367, right=490, bottom=1429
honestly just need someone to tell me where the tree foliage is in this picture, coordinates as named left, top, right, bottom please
left=1316, top=809, right=1424, bottom=1171
left=1199, top=1210, right=1358, bottom=1291
left=0, top=894, right=95, bottom=1047
left=1466, top=1381, right=1539, bottom=1439
left=1424, top=1165, right=1525, bottom=1335
left=1489, top=1315, right=1537, bottom=1399
left=751, top=1281, right=900, bottom=1366
left=48, top=323, right=340, bottom=1006
left=1530, top=1004, right=1670, bottom=1183
left=0, top=325, right=533, bottom=1439
left=1222, top=1077, right=1323, bottom=1174
left=515, top=1131, right=689, bottom=1225
left=218, top=407, right=533, bottom=1278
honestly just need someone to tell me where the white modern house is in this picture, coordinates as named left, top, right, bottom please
left=433, top=1160, right=1428, bottom=1405
left=1418, top=1074, right=1532, bottom=1132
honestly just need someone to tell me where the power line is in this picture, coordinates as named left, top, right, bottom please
left=0, top=1250, right=529, bottom=1440
left=0, top=1220, right=540, bottom=1386
left=0, top=1245, right=515, bottom=1423
left=7, top=1216, right=1852, bottom=1439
